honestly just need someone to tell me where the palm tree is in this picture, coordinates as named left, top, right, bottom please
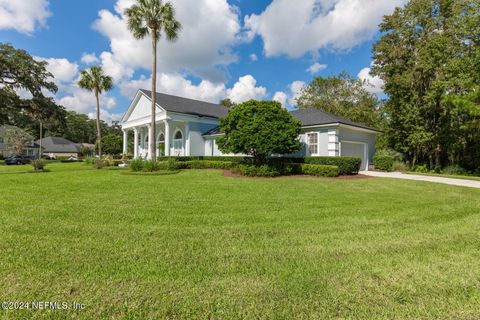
left=78, top=66, right=113, bottom=158
left=125, top=0, right=181, bottom=161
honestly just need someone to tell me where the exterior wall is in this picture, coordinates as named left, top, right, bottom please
left=296, top=128, right=332, bottom=157
left=127, top=95, right=162, bottom=122
left=204, top=137, right=238, bottom=156
left=338, top=126, right=377, bottom=164
left=189, top=122, right=218, bottom=156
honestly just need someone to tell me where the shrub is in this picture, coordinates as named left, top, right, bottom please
left=301, top=164, right=339, bottom=177
left=301, top=157, right=361, bottom=175
left=392, top=161, right=407, bottom=172
left=84, top=157, right=95, bottom=165
left=411, top=164, right=429, bottom=173
left=375, top=149, right=404, bottom=161
left=31, top=159, right=48, bottom=171
left=443, top=165, right=468, bottom=176
left=143, top=160, right=160, bottom=172
left=156, top=156, right=246, bottom=163
left=232, top=164, right=282, bottom=177
left=166, top=157, right=178, bottom=171
left=93, top=159, right=106, bottom=169
left=102, top=155, right=114, bottom=167
left=129, top=159, right=144, bottom=172
left=373, top=153, right=394, bottom=172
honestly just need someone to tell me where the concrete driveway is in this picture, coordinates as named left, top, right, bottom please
left=362, top=171, right=480, bottom=189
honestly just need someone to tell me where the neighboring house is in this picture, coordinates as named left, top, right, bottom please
left=121, top=89, right=381, bottom=170
left=0, top=125, right=40, bottom=158
left=37, top=137, right=81, bottom=158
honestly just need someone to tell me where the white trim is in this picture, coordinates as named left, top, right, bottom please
left=338, top=124, right=381, bottom=134
left=121, top=90, right=166, bottom=123
left=172, top=128, right=184, bottom=156
left=156, top=131, right=165, bottom=157
left=306, top=132, right=319, bottom=156
left=340, top=140, right=369, bottom=171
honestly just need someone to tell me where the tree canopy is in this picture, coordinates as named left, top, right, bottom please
left=372, top=0, right=480, bottom=170
left=296, top=72, right=382, bottom=128
left=216, top=100, right=302, bottom=163
left=0, top=43, right=66, bottom=129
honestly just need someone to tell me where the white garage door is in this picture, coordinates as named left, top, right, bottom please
left=341, top=141, right=367, bottom=171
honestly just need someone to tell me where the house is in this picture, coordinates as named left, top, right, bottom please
left=0, top=125, right=41, bottom=158
left=121, top=89, right=381, bottom=171
left=36, top=137, right=81, bottom=158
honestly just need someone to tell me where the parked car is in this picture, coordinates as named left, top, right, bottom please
left=5, top=155, right=32, bottom=165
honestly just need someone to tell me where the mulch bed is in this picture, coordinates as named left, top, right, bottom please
left=222, top=170, right=372, bottom=180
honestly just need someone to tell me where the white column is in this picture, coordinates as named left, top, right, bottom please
left=185, top=122, right=190, bottom=156
left=164, top=120, right=170, bottom=156
left=122, top=129, right=128, bottom=155
left=146, top=124, right=152, bottom=160
left=133, top=128, right=139, bottom=158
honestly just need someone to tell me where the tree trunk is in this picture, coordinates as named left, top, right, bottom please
left=150, top=34, right=157, bottom=162
left=435, top=143, right=442, bottom=170
left=95, top=89, right=102, bottom=158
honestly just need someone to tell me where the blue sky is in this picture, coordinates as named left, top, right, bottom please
left=0, top=0, right=404, bottom=122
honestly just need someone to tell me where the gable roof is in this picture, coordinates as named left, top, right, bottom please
left=138, top=89, right=229, bottom=119
left=290, top=108, right=381, bottom=132
left=36, top=137, right=80, bottom=153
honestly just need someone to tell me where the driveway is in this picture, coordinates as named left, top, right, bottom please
left=362, top=171, right=480, bottom=189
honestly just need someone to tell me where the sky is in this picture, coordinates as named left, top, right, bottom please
left=0, top=0, right=406, bottom=123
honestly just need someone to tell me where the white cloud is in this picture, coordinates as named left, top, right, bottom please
left=306, top=62, right=327, bottom=74
left=30, top=55, right=119, bottom=122
left=88, top=109, right=123, bottom=123
left=273, top=91, right=288, bottom=107
left=289, top=81, right=306, bottom=106
left=245, top=0, right=407, bottom=58
left=249, top=53, right=258, bottom=61
left=93, top=0, right=242, bottom=82
left=358, top=66, right=384, bottom=95
left=58, top=85, right=118, bottom=121
left=0, top=0, right=51, bottom=34
left=227, top=75, right=267, bottom=103
left=81, top=53, right=100, bottom=65
left=119, top=73, right=268, bottom=105
left=273, top=80, right=306, bottom=109
left=35, top=57, right=79, bottom=85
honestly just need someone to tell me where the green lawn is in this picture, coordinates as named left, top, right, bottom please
left=1, top=163, right=480, bottom=319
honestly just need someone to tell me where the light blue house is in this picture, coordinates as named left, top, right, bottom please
left=121, top=90, right=380, bottom=170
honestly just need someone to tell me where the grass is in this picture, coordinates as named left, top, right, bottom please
left=407, top=171, right=480, bottom=181
left=1, top=163, right=480, bottom=319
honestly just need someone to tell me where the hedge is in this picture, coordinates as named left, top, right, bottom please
left=373, top=154, right=394, bottom=172
left=156, top=156, right=360, bottom=175
left=279, top=156, right=361, bottom=175
left=156, top=156, right=246, bottom=163
left=301, top=164, right=339, bottom=177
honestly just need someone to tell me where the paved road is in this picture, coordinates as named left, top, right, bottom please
left=362, top=171, right=480, bottom=189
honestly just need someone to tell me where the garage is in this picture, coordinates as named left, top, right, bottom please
left=341, top=141, right=368, bottom=171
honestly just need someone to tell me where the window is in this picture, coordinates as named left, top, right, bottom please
left=173, top=130, right=183, bottom=155
left=157, top=133, right=165, bottom=156
left=307, top=133, right=318, bottom=155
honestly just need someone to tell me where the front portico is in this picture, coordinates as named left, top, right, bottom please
left=121, top=90, right=225, bottom=159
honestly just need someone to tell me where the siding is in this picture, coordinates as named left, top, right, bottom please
left=338, top=127, right=377, bottom=162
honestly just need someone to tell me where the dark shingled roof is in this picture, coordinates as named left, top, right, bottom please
left=203, top=108, right=380, bottom=136
left=36, top=137, right=80, bottom=153
left=140, top=89, right=229, bottom=119
left=290, top=108, right=380, bottom=131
